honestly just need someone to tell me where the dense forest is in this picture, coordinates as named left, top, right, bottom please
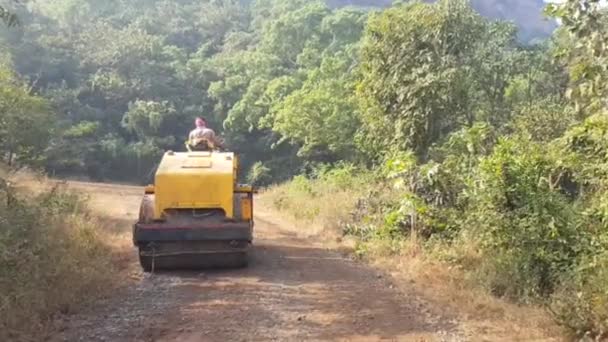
left=2, top=0, right=364, bottom=182
left=1, top=0, right=608, bottom=337
left=0, top=0, right=556, bottom=184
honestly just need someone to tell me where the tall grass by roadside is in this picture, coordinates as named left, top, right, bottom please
left=261, top=164, right=377, bottom=239
left=0, top=170, right=121, bottom=341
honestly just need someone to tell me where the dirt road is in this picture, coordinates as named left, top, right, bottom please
left=49, top=181, right=465, bottom=342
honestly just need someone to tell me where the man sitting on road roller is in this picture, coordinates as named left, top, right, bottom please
left=187, top=117, right=222, bottom=151
left=134, top=115, right=255, bottom=272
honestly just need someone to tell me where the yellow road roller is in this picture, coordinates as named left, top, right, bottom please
left=133, top=149, right=255, bottom=272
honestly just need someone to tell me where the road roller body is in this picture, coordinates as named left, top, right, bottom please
left=133, top=150, right=255, bottom=272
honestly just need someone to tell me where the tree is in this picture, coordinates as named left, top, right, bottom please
left=0, top=66, right=52, bottom=166
left=271, top=53, right=360, bottom=161
left=546, top=0, right=608, bottom=114
left=468, top=21, right=521, bottom=125
left=122, top=100, right=178, bottom=143
left=357, top=0, right=485, bottom=160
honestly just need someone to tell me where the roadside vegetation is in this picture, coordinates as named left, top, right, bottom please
left=0, top=169, right=121, bottom=341
left=263, top=165, right=376, bottom=238
left=259, top=1, right=608, bottom=338
left=1, top=0, right=607, bottom=339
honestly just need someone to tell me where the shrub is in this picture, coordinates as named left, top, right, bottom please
left=550, top=251, right=608, bottom=338
left=247, top=161, right=273, bottom=186
left=0, top=178, right=117, bottom=341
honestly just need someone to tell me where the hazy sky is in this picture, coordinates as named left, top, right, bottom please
left=544, top=0, right=607, bottom=4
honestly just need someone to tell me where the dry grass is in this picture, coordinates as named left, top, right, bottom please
left=0, top=168, right=133, bottom=342
left=364, top=244, right=568, bottom=341
left=259, top=174, right=369, bottom=241
left=259, top=179, right=569, bottom=342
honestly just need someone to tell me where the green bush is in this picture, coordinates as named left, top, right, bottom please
left=467, top=137, right=581, bottom=298
left=246, top=161, right=273, bottom=186
left=339, top=119, right=608, bottom=337
left=550, top=251, right=608, bottom=338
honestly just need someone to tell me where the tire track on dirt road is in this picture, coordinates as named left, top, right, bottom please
left=49, top=182, right=465, bottom=342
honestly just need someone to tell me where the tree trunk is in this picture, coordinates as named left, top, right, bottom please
left=7, top=148, right=14, bottom=166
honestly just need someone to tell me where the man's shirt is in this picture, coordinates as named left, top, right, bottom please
left=189, top=127, right=216, bottom=142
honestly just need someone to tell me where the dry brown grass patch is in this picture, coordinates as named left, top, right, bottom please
left=0, top=169, right=133, bottom=341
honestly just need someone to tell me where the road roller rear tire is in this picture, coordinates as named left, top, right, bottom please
left=138, top=249, right=249, bottom=272
left=139, top=252, right=153, bottom=273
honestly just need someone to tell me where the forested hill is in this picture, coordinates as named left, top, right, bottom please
left=328, top=0, right=556, bottom=42
left=0, top=0, right=558, bottom=184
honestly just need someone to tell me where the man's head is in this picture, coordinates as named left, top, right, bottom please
left=195, top=117, right=207, bottom=128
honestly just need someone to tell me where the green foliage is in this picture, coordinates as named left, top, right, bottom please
left=550, top=250, right=608, bottom=337
left=0, top=67, right=53, bottom=166
left=546, top=0, right=608, bottom=115
left=271, top=54, right=360, bottom=160
left=246, top=161, right=272, bottom=186
left=510, top=101, right=576, bottom=142
left=356, top=0, right=534, bottom=160
left=0, top=0, right=376, bottom=180
left=3, top=0, right=558, bottom=180
left=470, top=137, right=580, bottom=299
left=344, top=109, right=608, bottom=337
left=122, top=100, right=178, bottom=142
